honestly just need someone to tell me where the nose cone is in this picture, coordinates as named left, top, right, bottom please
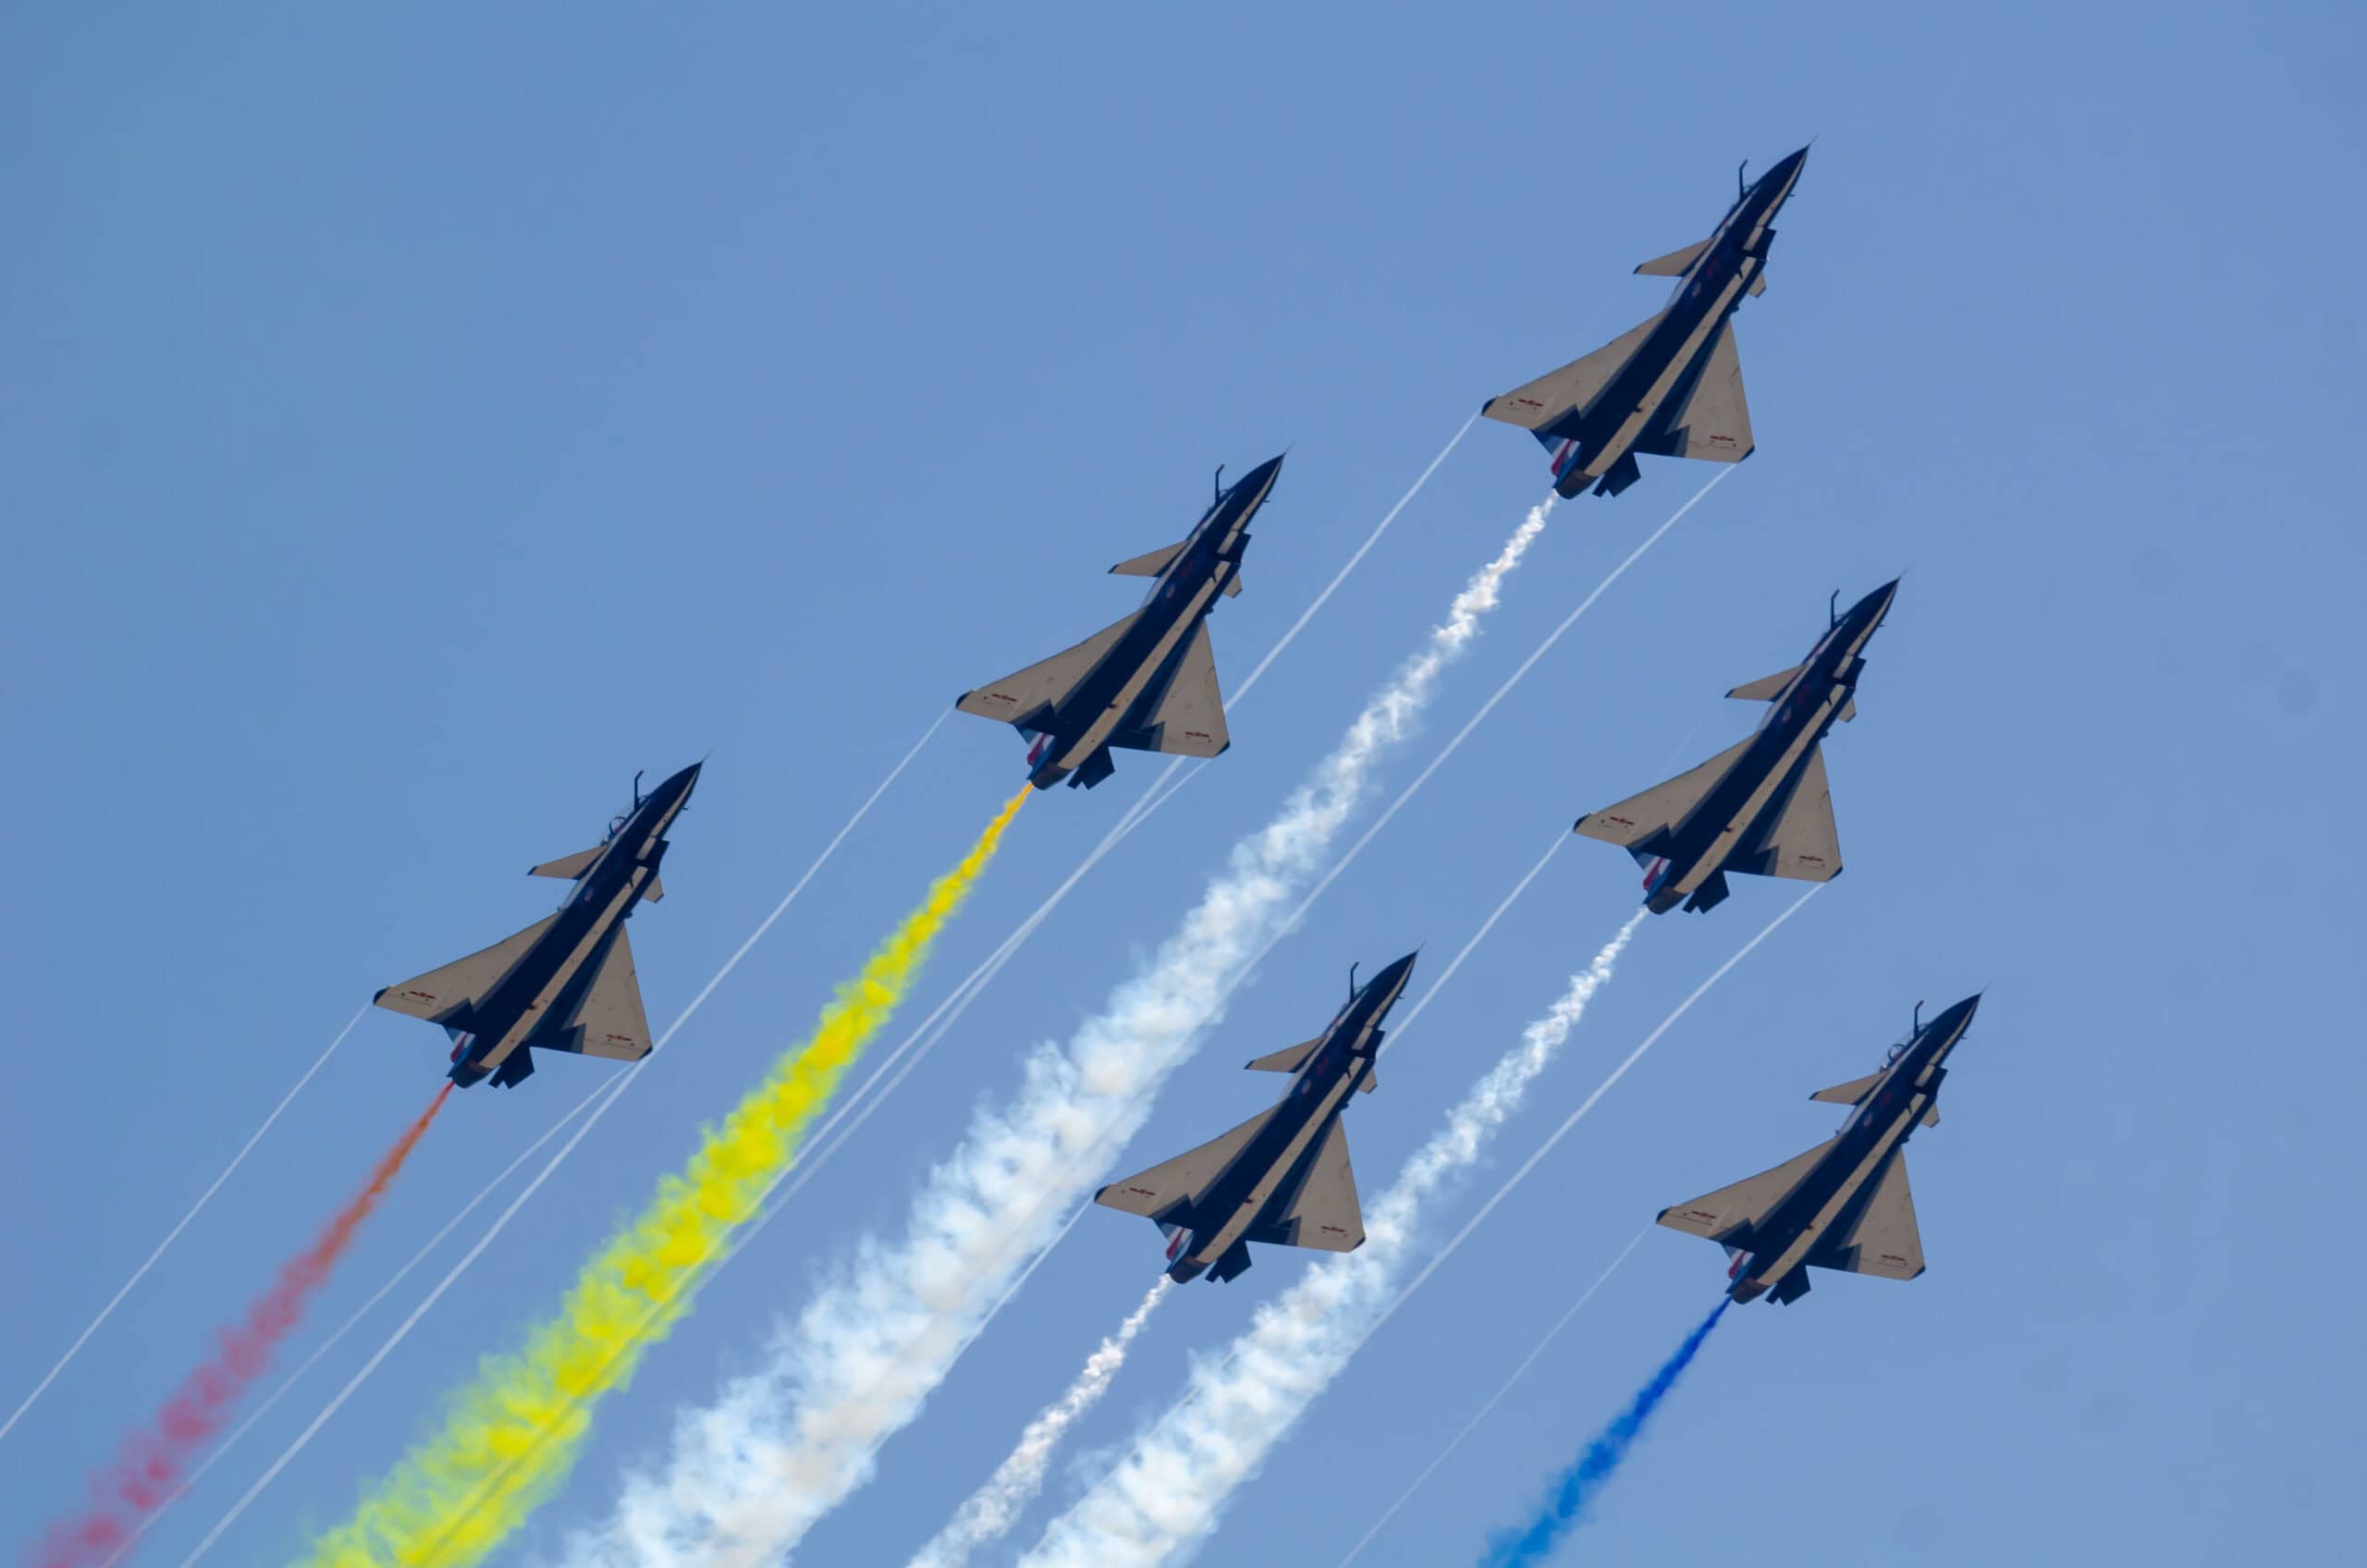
left=654, top=760, right=705, bottom=810
left=1227, top=454, right=1286, bottom=510
left=1363, top=951, right=1420, bottom=1013
left=1761, top=145, right=1809, bottom=196
left=1924, top=992, right=1981, bottom=1045
left=1846, top=577, right=1901, bottom=631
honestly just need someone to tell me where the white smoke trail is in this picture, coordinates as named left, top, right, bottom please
left=1020, top=915, right=1643, bottom=1568
left=901, top=826, right=1569, bottom=1564
left=1026, top=889, right=1817, bottom=1567
left=908, top=1280, right=1174, bottom=1568
left=570, top=498, right=1556, bottom=1568
left=1331, top=1230, right=1648, bottom=1568
left=0, top=1008, right=364, bottom=1447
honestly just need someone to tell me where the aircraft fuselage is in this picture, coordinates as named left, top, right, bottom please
left=436, top=765, right=696, bottom=1086
left=1727, top=997, right=1977, bottom=1303
left=1640, top=580, right=1894, bottom=913
left=1025, top=457, right=1282, bottom=790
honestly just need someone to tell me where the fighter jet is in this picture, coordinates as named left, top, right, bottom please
left=956, top=455, right=1282, bottom=790
left=1659, top=994, right=1980, bottom=1305
left=1097, top=952, right=1415, bottom=1283
left=1481, top=147, right=1809, bottom=500
left=374, top=762, right=700, bottom=1088
left=1574, top=579, right=1896, bottom=914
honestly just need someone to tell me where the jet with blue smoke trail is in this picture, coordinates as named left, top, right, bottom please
left=1659, top=993, right=1981, bottom=1305
left=1481, top=147, right=1808, bottom=499
left=1096, top=952, right=1415, bottom=1283
left=373, top=762, right=701, bottom=1088
left=956, top=455, right=1282, bottom=790
left=1574, top=579, right=1895, bottom=913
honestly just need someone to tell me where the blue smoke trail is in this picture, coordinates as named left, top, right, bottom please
left=1478, top=1297, right=1731, bottom=1566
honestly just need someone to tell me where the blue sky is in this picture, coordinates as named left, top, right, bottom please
left=3, top=3, right=2361, bottom=1564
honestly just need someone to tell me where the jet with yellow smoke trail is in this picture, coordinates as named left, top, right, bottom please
left=296, top=788, right=1026, bottom=1568
left=374, top=762, right=701, bottom=1089
left=957, top=454, right=1282, bottom=790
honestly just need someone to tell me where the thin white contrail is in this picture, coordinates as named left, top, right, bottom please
left=1229, top=413, right=1477, bottom=701
left=901, top=826, right=1567, bottom=1566
left=93, top=1079, right=615, bottom=1568
left=1332, top=1230, right=1649, bottom=1568
left=908, top=1279, right=1174, bottom=1568
left=1022, top=914, right=1644, bottom=1568
left=1026, top=888, right=1816, bottom=1567
left=572, top=496, right=1557, bottom=1568
left=170, top=724, right=948, bottom=1568
left=0, top=1007, right=365, bottom=1448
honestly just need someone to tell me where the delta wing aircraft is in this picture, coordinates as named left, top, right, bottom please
left=1097, top=952, right=1415, bottom=1283
left=956, top=455, right=1282, bottom=790
left=1659, top=995, right=1981, bottom=1305
left=1482, top=147, right=1809, bottom=499
left=374, top=762, right=700, bottom=1088
left=1574, top=579, right=1896, bottom=913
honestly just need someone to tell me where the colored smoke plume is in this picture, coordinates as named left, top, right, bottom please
left=35, top=1084, right=452, bottom=1568
left=1478, top=1297, right=1730, bottom=1567
left=295, top=789, right=1027, bottom=1568
left=566, top=498, right=1555, bottom=1568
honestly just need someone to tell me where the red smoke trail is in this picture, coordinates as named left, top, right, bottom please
left=33, top=1084, right=453, bottom=1568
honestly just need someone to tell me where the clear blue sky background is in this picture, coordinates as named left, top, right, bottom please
left=5, top=4, right=2361, bottom=1564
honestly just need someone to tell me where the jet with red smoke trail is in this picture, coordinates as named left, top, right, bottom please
left=954, top=456, right=1282, bottom=790
left=1573, top=579, right=1895, bottom=914
left=1481, top=147, right=1809, bottom=500
left=1658, top=993, right=1981, bottom=1305
left=1096, top=951, right=1414, bottom=1283
left=374, top=762, right=700, bottom=1088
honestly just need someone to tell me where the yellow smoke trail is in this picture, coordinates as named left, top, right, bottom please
left=298, top=789, right=1029, bottom=1568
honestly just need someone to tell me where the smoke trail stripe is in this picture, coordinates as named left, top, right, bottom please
left=0, top=1008, right=366, bottom=1448
left=39, top=1084, right=453, bottom=1568
left=1478, top=1298, right=1729, bottom=1565
left=1334, top=1230, right=1649, bottom=1568
left=911, top=1279, right=1174, bottom=1568
left=94, top=1078, right=617, bottom=1568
